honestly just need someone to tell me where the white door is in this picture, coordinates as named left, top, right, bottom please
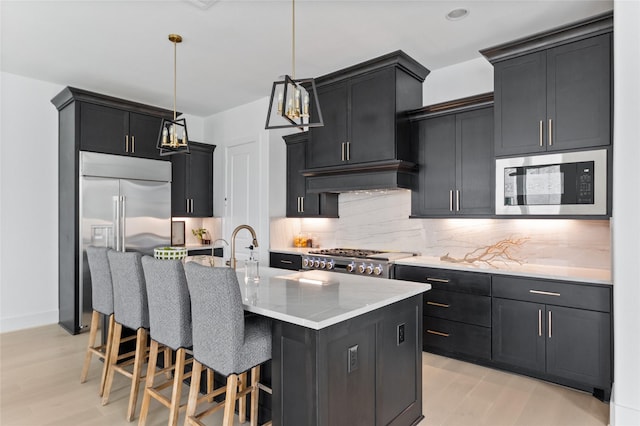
left=225, top=140, right=261, bottom=263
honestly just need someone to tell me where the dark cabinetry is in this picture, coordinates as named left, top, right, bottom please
left=409, top=100, right=494, bottom=217
left=171, top=142, right=215, bottom=217
left=482, top=14, right=612, bottom=156
left=394, top=265, right=492, bottom=362
left=303, top=51, right=429, bottom=193
left=492, top=275, right=611, bottom=396
left=284, top=133, right=338, bottom=218
left=269, top=252, right=302, bottom=271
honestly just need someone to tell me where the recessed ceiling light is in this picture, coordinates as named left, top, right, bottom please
left=446, top=8, right=469, bottom=21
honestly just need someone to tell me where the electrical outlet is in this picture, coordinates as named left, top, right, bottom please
left=397, top=323, right=406, bottom=345
left=348, top=345, right=358, bottom=373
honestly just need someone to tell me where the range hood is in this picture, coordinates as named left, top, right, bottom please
left=302, top=159, right=417, bottom=193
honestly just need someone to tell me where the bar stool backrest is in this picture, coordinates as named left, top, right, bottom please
left=86, top=246, right=114, bottom=316
left=184, top=263, right=245, bottom=376
left=107, top=251, right=149, bottom=331
left=141, top=256, right=192, bottom=350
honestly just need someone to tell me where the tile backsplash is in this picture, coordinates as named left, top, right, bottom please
left=270, top=190, right=611, bottom=270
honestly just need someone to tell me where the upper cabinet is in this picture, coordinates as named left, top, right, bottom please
left=284, top=132, right=338, bottom=218
left=409, top=95, right=494, bottom=217
left=303, top=51, right=429, bottom=193
left=52, top=87, right=176, bottom=161
left=481, top=12, right=612, bottom=157
left=171, top=142, right=215, bottom=217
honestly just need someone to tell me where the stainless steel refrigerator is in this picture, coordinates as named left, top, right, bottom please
left=78, top=152, right=171, bottom=331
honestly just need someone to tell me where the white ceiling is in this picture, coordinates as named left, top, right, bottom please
left=1, top=0, right=613, bottom=117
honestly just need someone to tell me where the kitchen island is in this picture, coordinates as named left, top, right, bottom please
left=235, top=267, right=430, bottom=426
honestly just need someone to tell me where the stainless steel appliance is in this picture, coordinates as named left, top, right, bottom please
left=302, top=248, right=416, bottom=278
left=79, top=152, right=171, bottom=329
left=495, top=149, right=607, bottom=215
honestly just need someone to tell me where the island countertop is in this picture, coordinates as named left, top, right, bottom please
left=235, top=267, right=430, bottom=330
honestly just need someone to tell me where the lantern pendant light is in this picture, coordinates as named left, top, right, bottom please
left=157, top=34, right=190, bottom=156
left=265, top=0, right=323, bottom=130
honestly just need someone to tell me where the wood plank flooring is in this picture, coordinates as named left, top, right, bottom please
left=1, top=324, right=609, bottom=426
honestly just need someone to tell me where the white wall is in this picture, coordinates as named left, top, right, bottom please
left=0, top=72, right=63, bottom=332
left=423, top=57, right=494, bottom=105
left=611, top=1, right=640, bottom=424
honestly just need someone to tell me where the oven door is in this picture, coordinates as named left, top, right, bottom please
left=495, top=149, right=607, bottom=215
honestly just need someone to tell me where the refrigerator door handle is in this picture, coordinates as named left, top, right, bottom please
left=113, top=196, right=121, bottom=252
left=121, top=195, right=126, bottom=252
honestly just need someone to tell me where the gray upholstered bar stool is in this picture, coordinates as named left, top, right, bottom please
left=103, top=250, right=150, bottom=422
left=138, top=256, right=193, bottom=426
left=81, top=246, right=115, bottom=396
left=184, top=263, right=272, bottom=426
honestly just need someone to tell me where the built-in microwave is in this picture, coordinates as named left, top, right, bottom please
left=495, top=149, right=607, bottom=215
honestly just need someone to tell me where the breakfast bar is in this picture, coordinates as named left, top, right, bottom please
left=234, top=266, right=431, bottom=426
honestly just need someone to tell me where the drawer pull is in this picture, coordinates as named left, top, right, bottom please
left=426, top=277, right=450, bottom=283
left=426, top=330, right=449, bottom=337
left=529, top=290, right=561, bottom=297
left=538, top=309, right=542, bottom=337
left=279, top=260, right=293, bottom=264
left=427, top=301, right=450, bottom=308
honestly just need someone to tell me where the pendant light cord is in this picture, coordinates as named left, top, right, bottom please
left=291, top=0, right=295, bottom=79
left=173, top=38, right=177, bottom=121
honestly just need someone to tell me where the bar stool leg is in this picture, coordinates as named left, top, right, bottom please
left=80, top=310, right=101, bottom=384
left=99, top=314, right=116, bottom=396
left=222, top=374, right=238, bottom=426
left=250, top=366, right=260, bottom=426
left=184, top=360, right=203, bottom=426
left=138, top=339, right=160, bottom=426
left=238, top=372, right=247, bottom=423
left=102, top=322, right=123, bottom=406
left=167, top=348, right=187, bottom=426
left=126, top=328, right=148, bottom=421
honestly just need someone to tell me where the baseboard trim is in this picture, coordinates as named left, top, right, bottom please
left=0, top=310, right=58, bottom=333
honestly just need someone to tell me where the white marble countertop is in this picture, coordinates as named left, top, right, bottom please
left=234, top=267, right=430, bottom=330
left=394, top=256, right=612, bottom=285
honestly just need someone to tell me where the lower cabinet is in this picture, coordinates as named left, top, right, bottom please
left=394, top=264, right=613, bottom=399
left=269, top=252, right=302, bottom=271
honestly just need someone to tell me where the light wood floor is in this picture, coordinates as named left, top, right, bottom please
left=1, top=324, right=609, bottom=426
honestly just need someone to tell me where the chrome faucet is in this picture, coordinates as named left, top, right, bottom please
left=229, top=225, right=259, bottom=270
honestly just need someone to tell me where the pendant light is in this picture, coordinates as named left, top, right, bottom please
left=265, top=0, right=323, bottom=130
left=157, top=34, right=190, bottom=156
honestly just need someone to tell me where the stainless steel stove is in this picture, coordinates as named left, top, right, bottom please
left=302, top=248, right=416, bottom=278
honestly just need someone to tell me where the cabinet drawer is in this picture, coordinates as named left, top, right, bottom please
left=424, top=290, right=491, bottom=327
left=269, top=252, right=302, bottom=271
left=395, top=265, right=491, bottom=295
left=492, top=275, right=611, bottom=312
left=423, top=317, right=491, bottom=361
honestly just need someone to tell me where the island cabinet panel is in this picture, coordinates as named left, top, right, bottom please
left=271, top=294, right=423, bottom=426
left=394, top=265, right=491, bottom=362
left=491, top=275, right=612, bottom=399
left=411, top=105, right=494, bottom=217
left=492, top=33, right=611, bottom=156
left=171, top=141, right=215, bottom=217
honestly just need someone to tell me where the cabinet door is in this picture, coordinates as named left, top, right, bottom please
left=128, top=112, right=163, bottom=160
left=492, top=298, right=546, bottom=373
left=546, top=305, right=611, bottom=387
left=413, top=115, right=456, bottom=216
left=171, top=153, right=189, bottom=216
left=188, top=145, right=214, bottom=217
left=307, top=82, right=348, bottom=168
left=546, top=34, right=611, bottom=151
left=286, top=142, right=319, bottom=217
left=494, top=51, right=547, bottom=156
left=349, top=68, right=396, bottom=164
left=79, top=102, right=128, bottom=155
left=456, top=107, right=494, bottom=215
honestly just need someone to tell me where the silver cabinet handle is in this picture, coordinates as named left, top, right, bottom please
left=529, top=290, right=561, bottom=297
left=191, top=199, right=194, bottom=213
left=548, top=119, right=553, bottom=146
left=125, top=135, right=129, bottom=153
left=456, top=190, right=460, bottom=212
left=538, top=309, right=542, bottom=337
left=449, top=190, right=453, bottom=212
left=346, top=142, right=351, bottom=161
left=426, top=330, right=449, bottom=337
left=131, top=135, right=135, bottom=153
left=427, top=301, right=450, bottom=308
left=297, top=197, right=300, bottom=213
left=300, top=196, right=304, bottom=213
left=426, top=277, right=450, bottom=283
left=186, top=199, right=190, bottom=213
left=539, top=120, right=544, bottom=147
left=548, top=310, right=552, bottom=338
left=341, top=142, right=346, bottom=161
left=280, top=260, right=293, bottom=264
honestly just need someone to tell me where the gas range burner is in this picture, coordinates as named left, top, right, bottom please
left=309, top=248, right=385, bottom=259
